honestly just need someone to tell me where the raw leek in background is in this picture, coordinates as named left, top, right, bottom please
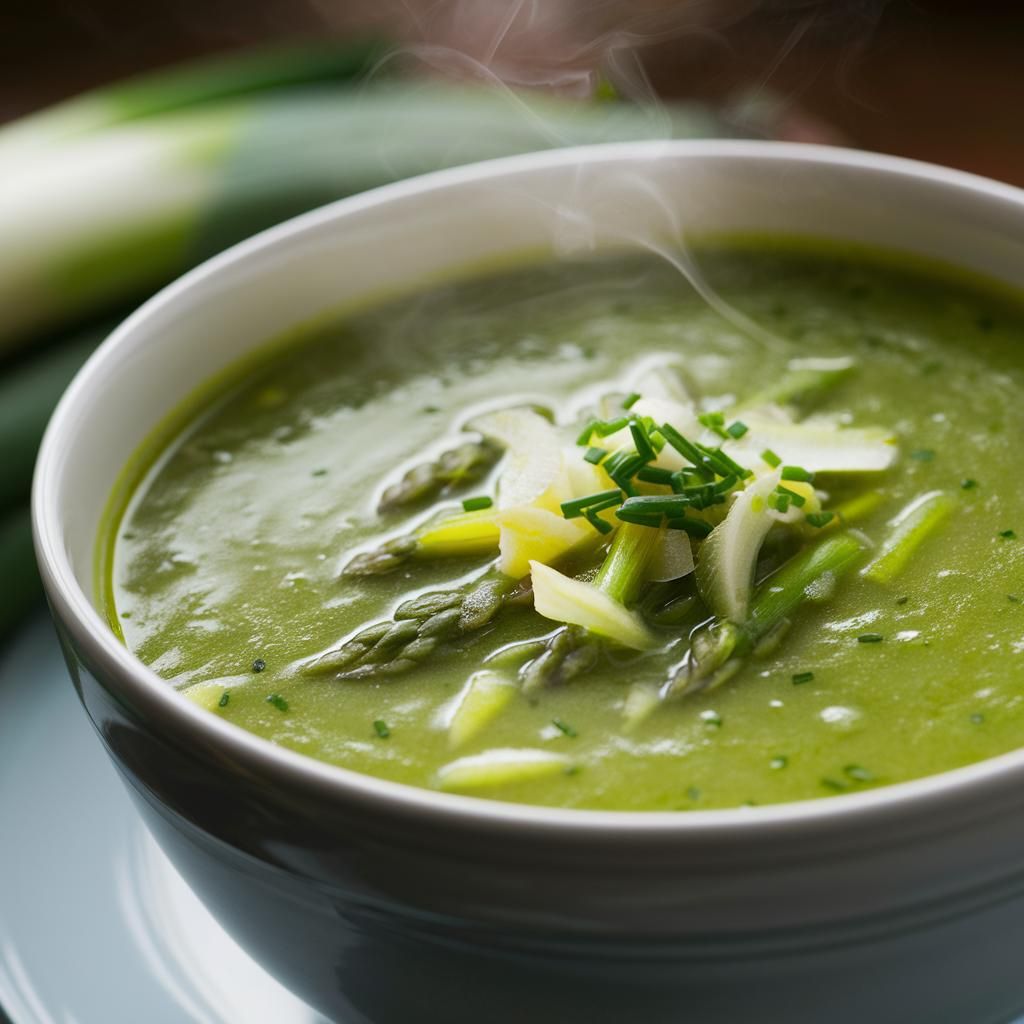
left=0, top=39, right=770, bottom=639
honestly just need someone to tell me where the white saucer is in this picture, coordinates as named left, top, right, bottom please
left=0, top=612, right=329, bottom=1024
left=4, top=612, right=1022, bottom=1024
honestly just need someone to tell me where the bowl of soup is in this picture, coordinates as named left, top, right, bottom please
left=33, top=141, right=1024, bottom=1023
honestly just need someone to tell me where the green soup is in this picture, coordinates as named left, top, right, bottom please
left=105, top=244, right=1024, bottom=810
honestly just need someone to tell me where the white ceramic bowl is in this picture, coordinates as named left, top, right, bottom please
left=33, top=142, right=1024, bottom=1024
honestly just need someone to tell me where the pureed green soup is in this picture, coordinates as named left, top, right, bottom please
left=106, top=243, right=1024, bottom=810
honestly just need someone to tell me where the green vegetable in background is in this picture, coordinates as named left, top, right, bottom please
left=0, top=39, right=759, bottom=639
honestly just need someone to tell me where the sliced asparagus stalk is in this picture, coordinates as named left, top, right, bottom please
left=343, top=507, right=500, bottom=576
left=378, top=439, right=503, bottom=512
left=520, top=524, right=662, bottom=692
left=862, top=490, right=954, bottom=584
left=737, top=357, right=856, bottom=411
left=447, top=669, right=518, bottom=748
left=668, top=531, right=865, bottom=698
left=306, top=564, right=520, bottom=679
left=436, top=748, right=574, bottom=792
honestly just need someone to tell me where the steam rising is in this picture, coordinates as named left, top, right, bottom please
left=314, top=0, right=888, bottom=349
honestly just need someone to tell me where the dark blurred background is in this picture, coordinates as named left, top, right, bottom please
left=4, top=0, right=1023, bottom=184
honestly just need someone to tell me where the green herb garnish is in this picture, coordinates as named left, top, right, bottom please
left=761, top=449, right=782, bottom=468
left=628, top=419, right=656, bottom=461
left=560, top=490, right=622, bottom=519
left=781, top=465, right=814, bottom=482
left=552, top=717, right=577, bottom=738
left=621, top=392, right=641, bottom=410
left=218, top=690, right=230, bottom=708
left=769, top=755, right=788, bottom=770
left=698, top=411, right=729, bottom=438
left=805, top=511, right=834, bottom=528
left=726, top=420, right=749, bottom=439
left=265, top=693, right=289, bottom=712
left=1000, top=529, right=1017, bottom=540
left=792, top=671, right=814, bottom=685
left=961, top=478, right=978, bottom=490
left=594, top=416, right=629, bottom=437
left=584, top=447, right=607, bottom=465
left=857, top=633, right=883, bottom=644
left=373, top=719, right=391, bottom=738
left=844, top=764, right=875, bottom=783
left=462, top=495, right=493, bottom=512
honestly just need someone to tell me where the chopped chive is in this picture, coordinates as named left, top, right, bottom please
left=629, top=419, right=656, bottom=461
left=769, top=755, right=788, bottom=770
left=576, top=419, right=599, bottom=445
left=594, top=416, right=629, bottom=437
left=857, top=633, right=884, bottom=644
left=961, top=478, right=978, bottom=490
left=686, top=786, right=702, bottom=801
left=777, top=485, right=807, bottom=508
left=584, top=509, right=615, bottom=534
left=895, top=595, right=909, bottom=605
left=265, top=693, right=289, bottom=712
left=252, top=658, right=267, bottom=673
left=659, top=423, right=706, bottom=468
left=821, top=777, right=848, bottom=793
left=636, top=465, right=674, bottom=484
left=552, top=717, right=577, bottom=737
left=605, top=453, right=646, bottom=493
left=770, top=492, right=791, bottom=513
left=584, top=446, right=607, bottom=465
left=726, top=420, right=749, bottom=439
left=583, top=496, right=621, bottom=534
left=619, top=494, right=689, bottom=516
left=781, top=465, right=814, bottom=482
left=999, top=529, right=1017, bottom=540
left=805, top=511, right=834, bottom=528
left=844, top=764, right=875, bottom=783
left=462, top=495, right=493, bottom=512
left=792, top=671, right=814, bottom=685
left=311, top=468, right=328, bottom=477
left=218, top=690, right=231, bottom=708
left=698, top=443, right=752, bottom=480
left=614, top=508, right=664, bottom=528
left=698, top=411, right=728, bottom=438
left=1009, top=594, right=1022, bottom=603
left=910, top=449, right=935, bottom=462
left=373, top=719, right=390, bottom=738
left=700, top=710, right=722, bottom=727
left=622, top=392, right=641, bottom=410
left=560, top=489, right=622, bottom=518
left=666, top=515, right=713, bottom=537
left=761, top=448, right=782, bottom=468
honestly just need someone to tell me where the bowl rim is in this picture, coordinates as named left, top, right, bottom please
left=32, top=138, right=1024, bottom=839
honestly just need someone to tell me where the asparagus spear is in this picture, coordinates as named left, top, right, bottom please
left=667, top=531, right=865, bottom=698
left=343, top=506, right=500, bottom=576
left=520, top=524, right=662, bottom=692
left=378, top=439, right=502, bottom=512
left=862, top=490, right=953, bottom=584
left=305, top=564, right=521, bottom=679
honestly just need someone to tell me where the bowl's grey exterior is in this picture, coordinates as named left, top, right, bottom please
left=34, top=143, right=1024, bottom=1024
